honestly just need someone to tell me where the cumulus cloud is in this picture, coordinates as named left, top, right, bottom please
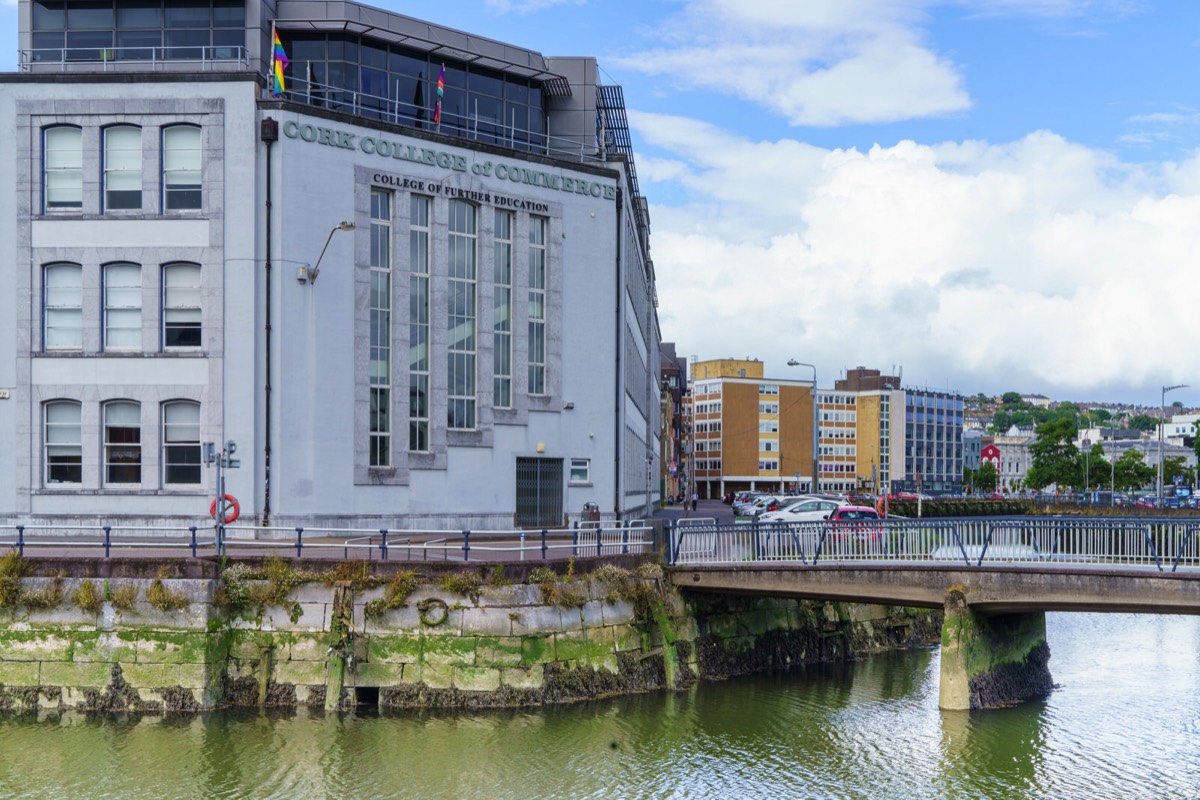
left=613, top=0, right=970, bottom=126
left=638, top=113, right=1200, bottom=396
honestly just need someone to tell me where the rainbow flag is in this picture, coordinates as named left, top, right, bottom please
left=271, top=24, right=289, bottom=97
left=434, top=63, right=445, bottom=126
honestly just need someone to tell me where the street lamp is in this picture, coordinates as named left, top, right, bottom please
left=1159, top=383, right=1188, bottom=505
left=303, top=220, right=356, bottom=284
left=787, top=359, right=819, bottom=494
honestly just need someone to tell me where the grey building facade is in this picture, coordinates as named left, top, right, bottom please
left=1, top=0, right=660, bottom=529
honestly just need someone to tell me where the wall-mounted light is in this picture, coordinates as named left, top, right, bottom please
left=563, top=401, right=575, bottom=410
left=302, top=220, right=356, bottom=284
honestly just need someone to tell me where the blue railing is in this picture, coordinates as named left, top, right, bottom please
left=667, top=516, right=1200, bottom=573
left=0, top=520, right=656, bottom=562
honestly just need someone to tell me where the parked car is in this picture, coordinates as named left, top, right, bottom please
left=825, top=506, right=884, bottom=542
left=758, top=497, right=847, bottom=523
left=733, top=493, right=768, bottom=515
left=750, top=495, right=811, bottom=519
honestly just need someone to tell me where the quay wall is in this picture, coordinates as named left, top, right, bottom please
left=0, top=557, right=941, bottom=712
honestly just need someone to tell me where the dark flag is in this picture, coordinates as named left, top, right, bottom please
left=413, top=72, right=425, bottom=127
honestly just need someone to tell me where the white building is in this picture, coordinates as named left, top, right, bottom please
left=0, top=0, right=661, bottom=529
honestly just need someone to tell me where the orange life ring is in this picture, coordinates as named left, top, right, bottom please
left=875, top=496, right=887, bottom=519
left=209, top=494, right=240, bottom=524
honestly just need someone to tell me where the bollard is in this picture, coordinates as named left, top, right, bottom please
left=218, top=524, right=226, bottom=557
left=104, top=525, right=112, bottom=559
left=380, top=528, right=389, bottom=561
left=190, top=526, right=197, bottom=558
left=572, top=523, right=579, bottom=557
left=596, top=524, right=602, bottom=557
left=16, top=525, right=23, bottom=557
left=541, top=529, right=548, bottom=560
left=622, top=525, right=629, bottom=555
left=463, top=529, right=471, bottom=562
left=520, top=530, right=525, bottom=561
left=296, top=527, right=304, bottom=558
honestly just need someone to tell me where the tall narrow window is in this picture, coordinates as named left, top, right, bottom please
left=43, top=262, right=82, bottom=350
left=104, top=401, right=141, bottom=484
left=44, top=126, right=82, bottom=211
left=162, top=124, right=201, bottom=211
left=409, top=195, right=431, bottom=451
left=528, top=216, right=547, bottom=395
left=369, top=189, right=391, bottom=467
left=493, top=209, right=513, bottom=408
left=103, top=125, right=142, bottom=211
left=447, top=199, right=477, bottom=430
left=162, top=400, right=201, bottom=484
left=103, top=263, right=142, bottom=350
left=162, top=262, right=201, bottom=348
left=44, top=401, right=82, bottom=485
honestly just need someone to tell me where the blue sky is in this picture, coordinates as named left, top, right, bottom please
left=4, top=0, right=1200, bottom=404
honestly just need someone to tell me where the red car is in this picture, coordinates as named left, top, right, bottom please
left=826, top=506, right=884, bottom=545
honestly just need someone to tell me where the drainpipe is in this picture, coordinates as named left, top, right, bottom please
left=260, top=117, right=278, bottom=525
left=613, top=186, right=623, bottom=517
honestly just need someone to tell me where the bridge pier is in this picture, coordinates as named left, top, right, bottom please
left=939, top=587, right=1054, bottom=710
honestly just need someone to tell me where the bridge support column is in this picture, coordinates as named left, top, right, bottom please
left=938, top=587, right=1053, bottom=710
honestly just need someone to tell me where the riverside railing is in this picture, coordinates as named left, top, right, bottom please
left=0, top=520, right=656, bottom=563
left=668, top=516, right=1200, bottom=573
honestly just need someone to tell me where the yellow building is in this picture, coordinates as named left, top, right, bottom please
left=684, top=359, right=816, bottom=498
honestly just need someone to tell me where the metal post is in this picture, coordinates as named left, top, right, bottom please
left=788, top=360, right=819, bottom=493
left=380, top=528, right=388, bottom=562
left=520, top=531, right=525, bottom=561
left=296, top=526, right=304, bottom=558
left=572, top=523, right=579, bottom=557
left=1158, top=384, right=1188, bottom=507
left=16, top=525, right=23, bottom=557
left=541, top=529, right=548, bottom=560
left=622, top=525, right=629, bottom=555
left=596, top=523, right=603, bottom=557
left=103, top=525, right=111, bottom=559
left=462, top=529, right=470, bottom=562
left=190, top=526, right=197, bottom=558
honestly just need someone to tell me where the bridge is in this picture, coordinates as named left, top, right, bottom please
left=664, top=516, right=1200, bottom=710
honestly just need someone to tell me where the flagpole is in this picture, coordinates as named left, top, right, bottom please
left=269, top=21, right=277, bottom=99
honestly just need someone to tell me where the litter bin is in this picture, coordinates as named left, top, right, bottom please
left=582, top=502, right=601, bottom=524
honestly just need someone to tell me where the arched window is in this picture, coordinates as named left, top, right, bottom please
left=103, top=262, right=142, bottom=350
left=43, top=125, right=82, bottom=211
left=104, top=401, right=141, bottom=484
left=162, top=124, right=201, bottom=211
left=43, top=262, right=83, bottom=350
left=162, top=400, right=201, bottom=485
left=44, top=400, right=82, bottom=485
left=162, top=262, right=201, bottom=348
left=103, top=125, right=142, bottom=211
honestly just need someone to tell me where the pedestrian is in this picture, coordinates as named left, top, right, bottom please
left=691, top=492, right=698, bottom=512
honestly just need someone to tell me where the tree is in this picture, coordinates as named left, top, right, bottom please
left=1114, top=449, right=1154, bottom=491
left=1076, top=442, right=1105, bottom=490
left=1128, top=415, right=1158, bottom=432
left=1026, top=417, right=1080, bottom=491
left=1163, top=456, right=1189, bottom=485
left=975, top=461, right=998, bottom=492
left=1090, top=408, right=1112, bottom=425
left=1001, top=391, right=1023, bottom=406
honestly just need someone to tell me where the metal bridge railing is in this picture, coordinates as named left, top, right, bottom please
left=668, top=516, right=1200, bottom=573
left=0, top=520, right=656, bottom=563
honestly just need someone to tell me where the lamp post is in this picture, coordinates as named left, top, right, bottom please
left=787, top=359, right=818, bottom=494
left=304, top=220, right=356, bottom=283
left=1159, top=384, right=1188, bottom=506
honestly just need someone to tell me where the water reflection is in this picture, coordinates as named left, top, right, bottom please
left=1, top=614, right=1199, bottom=799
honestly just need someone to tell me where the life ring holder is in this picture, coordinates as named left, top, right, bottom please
left=875, top=496, right=887, bottom=519
left=418, top=598, right=449, bottom=627
left=209, top=494, right=240, bottom=524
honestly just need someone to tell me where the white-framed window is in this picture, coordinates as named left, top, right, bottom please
left=162, top=124, right=201, bottom=211
left=447, top=199, right=477, bottom=430
left=369, top=188, right=391, bottom=467
left=103, top=262, right=141, bottom=351
left=103, top=400, right=141, bottom=485
left=409, top=194, right=431, bottom=451
left=44, top=400, right=82, bottom=485
left=162, top=262, right=201, bottom=349
left=570, top=457, right=591, bottom=484
left=162, top=400, right=201, bottom=485
left=528, top=215, right=547, bottom=395
left=760, top=440, right=777, bottom=452
left=103, top=124, right=142, bottom=211
left=43, top=262, right=82, bottom=350
left=493, top=208, right=513, bottom=408
left=43, top=125, right=82, bottom=211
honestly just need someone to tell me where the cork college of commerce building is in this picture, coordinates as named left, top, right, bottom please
left=0, top=0, right=662, bottom=531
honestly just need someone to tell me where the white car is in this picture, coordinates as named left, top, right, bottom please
left=758, top=498, right=849, bottom=523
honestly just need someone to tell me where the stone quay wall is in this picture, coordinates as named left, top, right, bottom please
left=0, top=557, right=942, bottom=713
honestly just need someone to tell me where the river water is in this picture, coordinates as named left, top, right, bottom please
left=2, top=613, right=1199, bottom=799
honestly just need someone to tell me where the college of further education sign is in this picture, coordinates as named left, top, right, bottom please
left=281, top=120, right=617, bottom=202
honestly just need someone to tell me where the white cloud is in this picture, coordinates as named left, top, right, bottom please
left=638, top=113, right=1200, bottom=396
left=484, top=0, right=583, bottom=13
left=613, top=1, right=970, bottom=126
